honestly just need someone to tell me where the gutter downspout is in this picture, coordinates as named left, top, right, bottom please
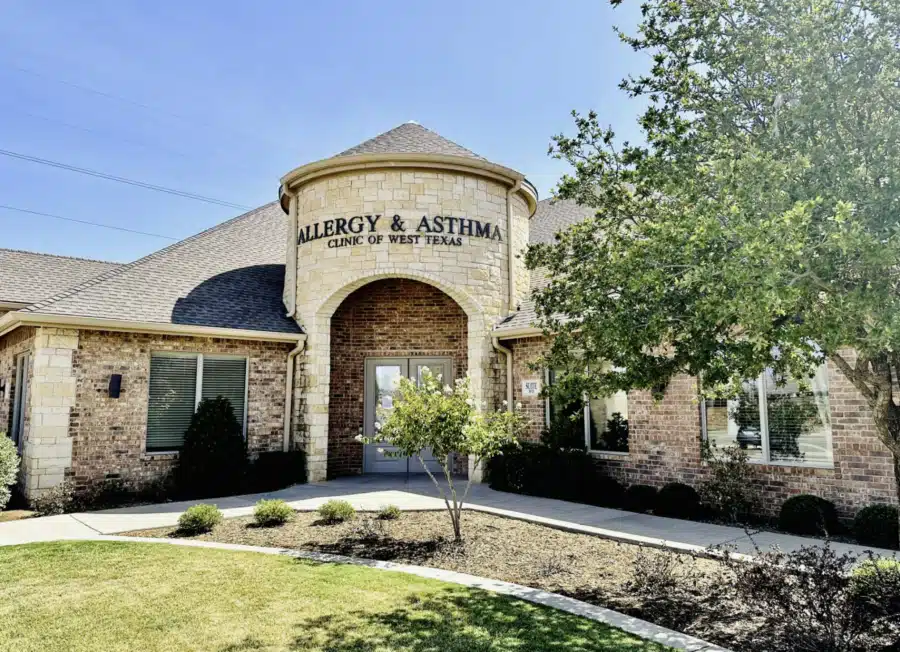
left=506, top=179, right=523, bottom=313
left=492, top=336, right=514, bottom=410
left=285, top=189, right=299, bottom=319
left=283, top=335, right=307, bottom=452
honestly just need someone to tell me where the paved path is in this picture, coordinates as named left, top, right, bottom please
left=0, top=475, right=894, bottom=557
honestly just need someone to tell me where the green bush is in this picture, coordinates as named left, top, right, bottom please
left=318, top=499, right=356, bottom=524
left=246, top=451, right=307, bottom=493
left=850, top=559, right=900, bottom=621
left=0, top=435, right=20, bottom=511
left=178, top=504, right=222, bottom=534
left=29, top=480, right=75, bottom=516
left=175, top=397, right=247, bottom=499
left=488, top=442, right=624, bottom=507
left=655, top=482, right=701, bottom=519
left=853, top=504, right=899, bottom=550
left=378, top=504, right=401, bottom=520
left=253, top=499, right=294, bottom=527
left=624, top=484, right=658, bottom=513
left=778, top=494, right=839, bottom=537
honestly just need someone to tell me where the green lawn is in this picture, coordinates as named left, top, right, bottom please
left=0, top=541, right=672, bottom=652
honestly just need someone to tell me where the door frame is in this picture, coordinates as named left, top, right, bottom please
left=362, top=356, right=454, bottom=473
left=10, top=352, right=30, bottom=451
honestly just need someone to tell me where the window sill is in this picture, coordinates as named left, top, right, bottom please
left=142, top=451, right=179, bottom=461
left=589, top=450, right=630, bottom=459
left=748, top=459, right=834, bottom=471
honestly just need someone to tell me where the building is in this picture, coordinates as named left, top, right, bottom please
left=0, top=122, right=895, bottom=518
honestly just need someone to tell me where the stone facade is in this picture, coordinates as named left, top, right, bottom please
left=0, top=326, right=36, bottom=441
left=505, top=336, right=898, bottom=519
left=328, top=278, right=468, bottom=477
left=289, top=168, right=531, bottom=480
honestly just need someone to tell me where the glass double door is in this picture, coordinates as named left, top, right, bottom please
left=363, top=357, right=452, bottom=474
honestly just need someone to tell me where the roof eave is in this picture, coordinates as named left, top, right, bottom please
left=493, top=325, right=544, bottom=340
left=0, top=312, right=306, bottom=344
left=279, top=153, right=538, bottom=216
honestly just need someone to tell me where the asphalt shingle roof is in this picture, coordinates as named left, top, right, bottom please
left=336, top=122, right=487, bottom=161
left=496, top=198, right=596, bottom=333
left=23, top=203, right=302, bottom=334
left=0, top=249, right=120, bottom=305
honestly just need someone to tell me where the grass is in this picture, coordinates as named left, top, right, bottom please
left=0, top=541, right=673, bottom=652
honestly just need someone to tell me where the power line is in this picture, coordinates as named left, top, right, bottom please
left=0, top=148, right=253, bottom=210
left=0, top=204, right=178, bottom=240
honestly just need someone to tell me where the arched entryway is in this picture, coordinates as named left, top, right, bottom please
left=327, top=278, right=468, bottom=476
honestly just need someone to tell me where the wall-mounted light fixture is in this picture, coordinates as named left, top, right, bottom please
left=108, top=374, right=122, bottom=399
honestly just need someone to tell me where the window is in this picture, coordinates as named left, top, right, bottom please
left=147, top=354, right=248, bottom=452
left=545, top=369, right=629, bottom=453
left=701, top=365, right=833, bottom=466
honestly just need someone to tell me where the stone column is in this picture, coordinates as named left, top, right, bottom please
left=21, top=327, right=79, bottom=497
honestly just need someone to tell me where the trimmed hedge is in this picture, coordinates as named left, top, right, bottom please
left=488, top=443, right=624, bottom=508
left=253, top=499, right=294, bottom=527
left=178, top=504, right=222, bottom=534
left=853, top=504, right=899, bottom=550
left=624, top=484, right=658, bottom=513
left=778, top=494, right=839, bottom=536
left=318, top=499, right=356, bottom=524
left=655, top=482, right=701, bottom=519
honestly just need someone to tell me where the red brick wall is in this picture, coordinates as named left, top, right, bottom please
left=505, top=336, right=898, bottom=519
left=328, top=279, right=468, bottom=477
left=69, top=331, right=293, bottom=491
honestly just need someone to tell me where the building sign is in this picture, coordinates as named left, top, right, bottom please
left=297, top=214, right=502, bottom=249
left=521, top=379, right=541, bottom=398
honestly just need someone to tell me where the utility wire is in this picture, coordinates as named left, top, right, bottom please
left=0, top=149, right=252, bottom=210
left=0, top=204, right=178, bottom=240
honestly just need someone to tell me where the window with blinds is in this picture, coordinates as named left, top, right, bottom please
left=146, top=354, right=247, bottom=452
left=701, top=365, right=833, bottom=467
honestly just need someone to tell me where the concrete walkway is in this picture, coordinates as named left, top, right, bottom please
left=0, top=475, right=894, bottom=557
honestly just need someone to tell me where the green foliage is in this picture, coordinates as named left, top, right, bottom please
left=778, top=494, right=839, bottom=537
left=853, top=504, right=899, bottom=550
left=700, top=443, right=760, bottom=524
left=318, top=499, right=356, bottom=524
left=253, top=499, right=294, bottom=527
left=655, top=483, right=701, bottom=520
left=175, top=397, right=247, bottom=499
left=597, top=413, right=629, bottom=452
left=527, top=0, right=900, bottom=542
left=378, top=504, right=401, bottom=521
left=29, top=481, right=75, bottom=516
left=0, top=436, right=19, bottom=511
left=623, top=484, right=658, bottom=513
left=178, top=504, right=222, bottom=535
left=488, top=442, right=624, bottom=508
left=364, top=369, right=524, bottom=541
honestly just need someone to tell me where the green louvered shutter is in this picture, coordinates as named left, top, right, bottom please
left=201, top=357, right=247, bottom=433
left=147, top=356, right=198, bottom=451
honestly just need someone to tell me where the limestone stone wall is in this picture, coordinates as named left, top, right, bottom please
left=0, top=326, right=36, bottom=440
left=291, top=168, right=530, bottom=481
left=67, top=331, right=295, bottom=491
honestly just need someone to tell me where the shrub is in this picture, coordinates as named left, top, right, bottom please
left=655, top=482, right=701, bottom=519
left=624, top=484, right=658, bottom=513
left=488, top=442, right=623, bottom=507
left=178, top=504, right=222, bottom=534
left=378, top=504, right=401, bottom=520
left=720, top=541, right=900, bottom=652
left=700, top=442, right=760, bottom=524
left=318, top=499, right=355, bottom=524
left=29, top=480, right=75, bottom=516
left=778, top=494, right=839, bottom=537
left=175, top=397, right=248, bottom=499
left=853, top=504, right=899, bottom=550
left=253, top=499, right=294, bottom=527
left=246, top=451, right=307, bottom=493
left=0, top=435, right=20, bottom=511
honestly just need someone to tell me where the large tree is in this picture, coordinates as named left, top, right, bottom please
left=527, top=0, right=900, bottom=506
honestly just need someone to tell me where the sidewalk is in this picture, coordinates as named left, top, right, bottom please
left=0, top=474, right=894, bottom=557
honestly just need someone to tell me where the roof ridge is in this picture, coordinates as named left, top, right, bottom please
left=0, top=247, right=122, bottom=266
left=24, top=202, right=279, bottom=314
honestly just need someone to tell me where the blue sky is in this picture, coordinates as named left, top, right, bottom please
left=0, top=0, right=648, bottom=263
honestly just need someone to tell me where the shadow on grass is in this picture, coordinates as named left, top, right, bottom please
left=285, top=585, right=664, bottom=651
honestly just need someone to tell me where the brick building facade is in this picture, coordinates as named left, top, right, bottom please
left=0, top=121, right=896, bottom=520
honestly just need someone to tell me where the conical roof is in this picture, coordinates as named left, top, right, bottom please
left=335, top=122, right=486, bottom=161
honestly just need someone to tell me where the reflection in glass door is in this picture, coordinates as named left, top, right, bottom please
left=363, top=357, right=451, bottom=473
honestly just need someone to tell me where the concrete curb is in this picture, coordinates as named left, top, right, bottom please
left=104, top=535, right=733, bottom=652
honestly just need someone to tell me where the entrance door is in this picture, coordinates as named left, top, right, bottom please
left=363, top=357, right=452, bottom=473
left=10, top=353, right=29, bottom=451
